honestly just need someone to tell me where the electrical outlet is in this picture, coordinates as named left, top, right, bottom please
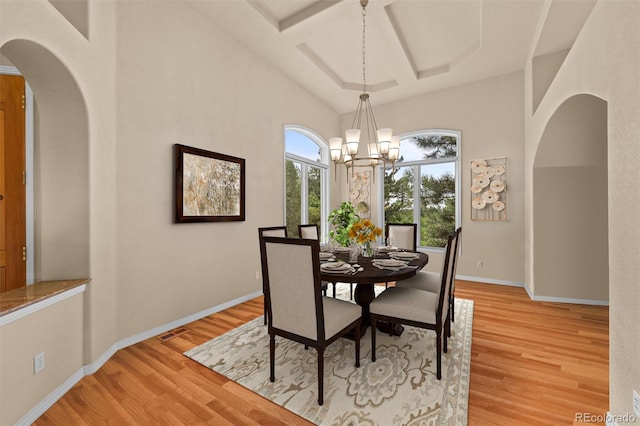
left=255, top=270, right=260, bottom=280
left=34, top=352, right=45, bottom=374
left=476, top=260, right=484, bottom=269
left=633, top=389, right=639, bottom=417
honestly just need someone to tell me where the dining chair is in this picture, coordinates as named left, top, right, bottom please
left=298, top=223, right=319, bottom=239
left=259, top=236, right=362, bottom=405
left=369, top=232, right=456, bottom=380
left=385, top=223, right=417, bottom=251
left=297, top=224, right=335, bottom=298
left=394, top=227, right=461, bottom=333
left=382, top=223, right=418, bottom=288
left=258, top=226, right=288, bottom=325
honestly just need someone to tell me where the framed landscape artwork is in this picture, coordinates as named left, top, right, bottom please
left=174, top=144, right=245, bottom=223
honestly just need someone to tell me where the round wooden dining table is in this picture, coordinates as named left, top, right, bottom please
left=320, top=251, right=429, bottom=336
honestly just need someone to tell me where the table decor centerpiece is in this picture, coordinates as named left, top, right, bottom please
left=348, top=218, right=382, bottom=257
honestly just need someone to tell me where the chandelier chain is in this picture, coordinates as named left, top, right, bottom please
left=362, top=5, right=367, bottom=93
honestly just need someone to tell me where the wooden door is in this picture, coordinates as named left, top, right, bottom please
left=0, top=74, right=26, bottom=292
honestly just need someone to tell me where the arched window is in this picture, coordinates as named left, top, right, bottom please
left=380, top=130, right=461, bottom=249
left=284, top=126, right=329, bottom=239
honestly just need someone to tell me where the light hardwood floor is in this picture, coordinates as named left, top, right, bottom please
left=34, top=281, right=609, bottom=425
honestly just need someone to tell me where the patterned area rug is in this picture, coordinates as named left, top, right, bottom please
left=184, top=283, right=473, bottom=425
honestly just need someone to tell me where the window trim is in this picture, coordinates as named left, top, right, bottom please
left=283, top=125, right=330, bottom=240
left=378, top=129, right=461, bottom=250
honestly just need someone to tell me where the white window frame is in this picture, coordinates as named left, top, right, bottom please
left=283, top=125, right=330, bottom=240
left=378, top=129, right=461, bottom=250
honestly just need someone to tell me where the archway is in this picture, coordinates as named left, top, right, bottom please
left=0, top=39, right=89, bottom=281
left=533, top=94, right=608, bottom=302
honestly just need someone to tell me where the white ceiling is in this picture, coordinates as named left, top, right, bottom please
left=186, top=0, right=596, bottom=114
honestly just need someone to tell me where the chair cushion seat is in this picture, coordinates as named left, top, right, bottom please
left=394, top=271, right=441, bottom=294
left=322, top=297, right=361, bottom=338
left=370, top=287, right=438, bottom=324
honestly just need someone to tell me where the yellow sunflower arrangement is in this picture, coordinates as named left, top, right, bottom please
left=348, top=219, right=383, bottom=245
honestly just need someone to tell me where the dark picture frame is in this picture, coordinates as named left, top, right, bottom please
left=174, top=144, right=245, bottom=223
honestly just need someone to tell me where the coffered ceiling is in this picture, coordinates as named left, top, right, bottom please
left=187, top=0, right=596, bottom=114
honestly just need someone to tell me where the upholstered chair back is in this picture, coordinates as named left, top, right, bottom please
left=263, top=238, right=323, bottom=340
left=385, top=223, right=417, bottom=251
left=299, top=224, right=319, bottom=240
left=261, top=227, right=287, bottom=238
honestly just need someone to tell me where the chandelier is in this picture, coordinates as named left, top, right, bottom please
left=329, top=0, right=400, bottom=178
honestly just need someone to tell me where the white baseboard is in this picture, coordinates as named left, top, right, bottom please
left=457, top=275, right=609, bottom=306
left=15, top=366, right=85, bottom=425
left=17, top=290, right=262, bottom=424
left=114, top=290, right=262, bottom=351
left=456, top=275, right=524, bottom=288
left=523, top=285, right=609, bottom=306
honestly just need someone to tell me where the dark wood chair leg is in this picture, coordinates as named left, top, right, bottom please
left=371, top=317, right=377, bottom=362
left=269, top=334, right=275, bottom=382
left=317, top=347, right=325, bottom=405
left=444, top=317, right=449, bottom=354
left=263, top=298, right=267, bottom=325
left=354, top=320, right=361, bottom=368
left=332, top=283, right=336, bottom=298
left=436, top=330, right=442, bottom=380
left=451, top=295, right=455, bottom=322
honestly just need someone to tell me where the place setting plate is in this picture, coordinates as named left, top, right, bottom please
left=376, top=246, right=398, bottom=253
left=320, top=261, right=354, bottom=274
left=319, top=252, right=335, bottom=261
left=333, top=247, right=352, bottom=254
left=389, top=251, right=420, bottom=260
left=374, top=258, right=407, bottom=267
left=372, top=258, right=412, bottom=270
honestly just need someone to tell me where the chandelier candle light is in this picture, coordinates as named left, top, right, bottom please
left=329, top=0, right=400, bottom=178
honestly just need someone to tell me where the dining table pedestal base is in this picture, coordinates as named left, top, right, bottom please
left=322, top=252, right=428, bottom=340
left=350, top=283, right=404, bottom=338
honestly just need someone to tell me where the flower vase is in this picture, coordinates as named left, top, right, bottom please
left=362, top=242, right=374, bottom=257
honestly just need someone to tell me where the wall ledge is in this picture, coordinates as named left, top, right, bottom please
left=0, top=279, right=89, bottom=327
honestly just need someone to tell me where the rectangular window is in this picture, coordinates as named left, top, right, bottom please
left=285, top=127, right=330, bottom=240
left=420, top=163, right=455, bottom=247
left=285, top=160, right=302, bottom=237
left=382, top=131, right=460, bottom=249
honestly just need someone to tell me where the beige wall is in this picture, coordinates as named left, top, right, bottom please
left=0, top=293, right=84, bottom=424
left=113, top=1, right=339, bottom=339
left=338, top=71, right=526, bottom=284
left=0, top=0, right=338, bottom=423
left=525, top=1, right=640, bottom=419
left=0, top=1, right=118, bottom=423
left=533, top=95, right=608, bottom=301
left=531, top=49, right=569, bottom=114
